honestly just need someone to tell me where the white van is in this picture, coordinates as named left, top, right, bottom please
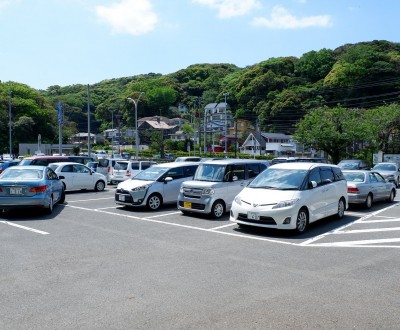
left=177, top=159, right=269, bottom=218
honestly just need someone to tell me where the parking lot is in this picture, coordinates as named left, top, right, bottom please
left=1, top=187, right=400, bottom=329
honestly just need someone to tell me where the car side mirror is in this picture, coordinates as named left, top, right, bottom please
left=164, top=176, right=173, bottom=183
left=308, top=181, right=317, bottom=189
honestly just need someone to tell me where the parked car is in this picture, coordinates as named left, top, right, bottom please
left=178, top=159, right=269, bottom=218
left=230, top=163, right=348, bottom=234
left=0, top=160, right=20, bottom=174
left=97, top=158, right=121, bottom=184
left=371, top=162, right=400, bottom=187
left=270, top=157, right=297, bottom=165
left=110, top=160, right=157, bottom=184
left=296, top=158, right=331, bottom=164
left=115, top=162, right=199, bottom=210
left=19, top=155, right=69, bottom=166
left=86, top=161, right=99, bottom=172
left=67, top=155, right=95, bottom=164
left=337, top=159, right=369, bottom=170
left=0, top=165, right=65, bottom=214
left=48, top=162, right=107, bottom=192
left=175, top=156, right=201, bottom=162
left=343, top=170, right=396, bottom=209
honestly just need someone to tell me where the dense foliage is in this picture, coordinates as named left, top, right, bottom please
left=1, top=40, right=400, bottom=160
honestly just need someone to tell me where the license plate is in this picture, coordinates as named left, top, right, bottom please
left=119, top=195, right=126, bottom=201
left=247, top=211, right=259, bottom=220
left=10, top=187, right=23, bottom=195
left=183, top=201, right=192, bottom=209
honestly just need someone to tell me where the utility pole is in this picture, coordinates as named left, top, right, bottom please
left=8, top=91, right=12, bottom=156
left=58, top=101, right=63, bottom=155
left=223, top=92, right=229, bottom=154
left=87, top=84, right=91, bottom=156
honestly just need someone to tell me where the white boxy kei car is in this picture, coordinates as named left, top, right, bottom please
left=230, top=163, right=348, bottom=234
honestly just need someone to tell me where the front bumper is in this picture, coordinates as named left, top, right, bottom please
left=115, top=188, right=148, bottom=207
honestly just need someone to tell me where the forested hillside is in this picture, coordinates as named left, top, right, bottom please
left=1, top=40, right=400, bottom=156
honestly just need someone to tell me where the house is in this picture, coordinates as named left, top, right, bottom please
left=69, top=133, right=96, bottom=145
left=240, top=132, right=297, bottom=156
left=138, top=117, right=178, bottom=144
left=204, top=103, right=233, bottom=133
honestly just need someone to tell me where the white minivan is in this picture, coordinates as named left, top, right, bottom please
left=177, top=159, right=269, bottom=218
left=230, top=162, right=348, bottom=234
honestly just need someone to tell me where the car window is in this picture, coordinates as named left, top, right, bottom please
left=369, top=173, right=378, bottom=183
left=98, top=159, right=109, bottom=167
left=131, top=162, right=140, bottom=170
left=73, top=165, right=90, bottom=173
left=373, top=172, right=386, bottom=183
left=183, top=165, right=197, bottom=177
left=247, top=164, right=262, bottom=179
left=47, top=168, right=58, bottom=180
left=308, top=168, right=322, bottom=187
left=231, top=164, right=245, bottom=181
left=332, top=167, right=345, bottom=181
left=320, top=167, right=335, bottom=184
left=115, top=162, right=128, bottom=170
left=61, top=165, right=74, bottom=173
left=166, top=167, right=184, bottom=179
left=142, top=162, right=153, bottom=170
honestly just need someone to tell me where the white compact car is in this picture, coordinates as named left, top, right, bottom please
left=230, top=163, right=348, bottom=234
left=49, top=162, right=107, bottom=191
left=115, top=162, right=199, bottom=210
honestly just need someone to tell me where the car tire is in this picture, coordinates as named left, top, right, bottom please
left=337, top=198, right=346, bottom=219
left=294, top=208, right=308, bottom=234
left=210, top=200, right=225, bottom=219
left=58, top=189, right=65, bottom=204
left=95, top=180, right=105, bottom=192
left=365, top=193, right=373, bottom=209
left=386, top=189, right=395, bottom=203
left=45, top=196, right=54, bottom=215
left=146, top=193, right=162, bottom=210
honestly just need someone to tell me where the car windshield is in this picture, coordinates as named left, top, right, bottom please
left=0, top=168, right=43, bottom=180
left=373, top=164, right=396, bottom=171
left=249, top=168, right=308, bottom=190
left=133, top=167, right=168, bottom=181
left=339, top=162, right=359, bottom=170
left=115, top=161, right=128, bottom=170
left=194, top=164, right=226, bottom=182
left=343, top=172, right=365, bottom=182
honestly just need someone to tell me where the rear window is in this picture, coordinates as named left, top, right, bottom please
left=115, top=162, right=128, bottom=170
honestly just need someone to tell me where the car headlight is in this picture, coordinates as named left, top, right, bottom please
left=131, top=184, right=151, bottom=192
left=272, top=199, right=298, bottom=209
left=234, top=195, right=242, bottom=206
left=202, top=188, right=215, bottom=195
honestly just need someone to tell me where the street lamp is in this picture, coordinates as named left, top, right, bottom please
left=127, top=92, right=145, bottom=160
left=223, top=92, right=229, bottom=154
left=109, top=109, right=115, bottom=157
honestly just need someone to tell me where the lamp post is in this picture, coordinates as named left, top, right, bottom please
left=127, top=92, right=145, bottom=160
left=109, top=109, right=115, bottom=157
left=223, top=92, right=229, bottom=154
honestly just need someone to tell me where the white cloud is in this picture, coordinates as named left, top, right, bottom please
left=251, top=5, right=332, bottom=29
left=192, top=0, right=262, bottom=19
left=96, top=0, right=158, bottom=36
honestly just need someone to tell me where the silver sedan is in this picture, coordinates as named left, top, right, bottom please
left=343, top=170, right=396, bottom=209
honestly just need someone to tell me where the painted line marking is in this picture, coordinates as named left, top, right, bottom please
left=66, top=205, right=297, bottom=246
left=67, top=197, right=114, bottom=203
left=97, top=206, right=119, bottom=210
left=145, top=211, right=182, bottom=219
left=336, top=226, right=400, bottom=234
left=362, top=218, right=400, bottom=224
left=311, top=237, right=400, bottom=247
left=0, top=221, right=49, bottom=235
left=210, top=223, right=237, bottom=230
left=300, top=203, right=400, bottom=246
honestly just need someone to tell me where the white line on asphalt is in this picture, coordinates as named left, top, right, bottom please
left=375, top=215, right=398, bottom=219
left=210, top=223, right=237, bottom=230
left=66, top=205, right=297, bottom=245
left=96, top=206, right=118, bottom=210
left=335, top=226, right=400, bottom=234
left=311, top=237, right=400, bottom=247
left=0, top=221, right=49, bottom=235
left=362, top=218, right=400, bottom=223
left=145, top=211, right=182, bottom=218
left=300, top=203, right=400, bottom=246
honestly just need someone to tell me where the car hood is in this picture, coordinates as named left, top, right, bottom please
left=118, top=179, right=154, bottom=189
left=374, top=170, right=396, bottom=176
left=238, top=187, right=298, bottom=204
left=181, top=180, right=221, bottom=188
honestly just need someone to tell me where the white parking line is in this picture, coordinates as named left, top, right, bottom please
left=312, top=237, right=400, bottom=247
left=67, top=197, right=114, bottom=203
left=362, top=218, right=400, bottom=224
left=336, top=226, right=400, bottom=234
left=146, top=211, right=182, bottom=219
left=210, top=223, right=237, bottom=230
left=0, top=221, right=49, bottom=235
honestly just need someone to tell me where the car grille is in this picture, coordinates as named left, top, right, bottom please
left=115, top=189, right=133, bottom=203
left=237, top=213, right=277, bottom=225
left=182, top=187, right=203, bottom=199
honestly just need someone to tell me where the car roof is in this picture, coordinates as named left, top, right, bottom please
left=270, top=162, right=338, bottom=170
left=201, top=159, right=270, bottom=165
left=8, top=165, right=47, bottom=170
left=23, top=156, right=69, bottom=159
left=152, top=161, right=199, bottom=168
left=48, top=162, right=85, bottom=166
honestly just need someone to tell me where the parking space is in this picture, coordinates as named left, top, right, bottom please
left=51, top=187, right=400, bottom=248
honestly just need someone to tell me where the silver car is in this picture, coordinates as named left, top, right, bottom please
left=371, top=162, right=400, bottom=188
left=115, top=162, right=199, bottom=210
left=343, top=170, right=396, bottom=209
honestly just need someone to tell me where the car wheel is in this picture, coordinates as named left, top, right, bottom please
left=58, top=189, right=65, bottom=204
left=294, top=208, right=308, bottom=234
left=386, top=189, right=395, bottom=203
left=210, top=200, right=225, bottom=219
left=95, top=180, right=105, bottom=192
left=365, top=193, right=373, bottom=209
left=147, top=194, right=162, bottom=210
left=45, top=196, right=54, bottom=215
left=337, top=198, right=345, bottom=219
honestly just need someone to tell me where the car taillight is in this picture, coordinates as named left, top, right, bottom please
left=126, top=170, right=131, bottom=177
left=0, top=187, right=3, bottom=192
left=29, top=185, right=47, bottom=193
left=108, top=166, right=110, bottom=173
left=347, top=187, right=359, bottom=193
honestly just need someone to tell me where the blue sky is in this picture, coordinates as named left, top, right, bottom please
left=0, top=0, right=398, bottom=90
